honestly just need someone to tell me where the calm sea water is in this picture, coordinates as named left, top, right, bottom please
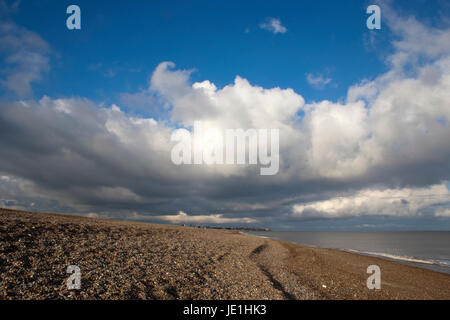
left=245, top=231, right=450, bottom=274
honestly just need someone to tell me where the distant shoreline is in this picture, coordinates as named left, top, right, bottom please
left=1, top=208, right=449, bottom=300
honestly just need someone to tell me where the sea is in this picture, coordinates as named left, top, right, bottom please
left=245, top=231, right=450, bottom=274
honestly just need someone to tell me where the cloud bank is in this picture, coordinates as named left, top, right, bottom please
left=1, top=6, right=450, bottom=229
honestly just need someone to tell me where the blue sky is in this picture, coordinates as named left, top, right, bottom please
left=5, top=0, right=394, bottom=106
left=5, top=0, right=447, bottom=106
left=1, top=0, right=450, bottom=230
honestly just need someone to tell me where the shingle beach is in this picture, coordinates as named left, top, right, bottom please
left=1, top=208, right=449, bottom=300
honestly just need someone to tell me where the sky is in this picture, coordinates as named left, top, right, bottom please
left=1, top=0, right=450, bottom=230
